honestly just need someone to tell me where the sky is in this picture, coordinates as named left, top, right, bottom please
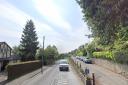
left=0, top=0, right=91, bottom=53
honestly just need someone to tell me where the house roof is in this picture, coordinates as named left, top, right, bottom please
left=0, top=42, right=12, bottom=50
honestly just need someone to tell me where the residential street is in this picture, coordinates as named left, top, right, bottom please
left=74, top=58, right=128, bottom=85
left=21, top=64, right=83, bottom=85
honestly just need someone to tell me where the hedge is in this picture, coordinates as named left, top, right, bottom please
left=93, top=51, right=114, bottom=60
left=93, top=51, right=128, bottom=64
left=7, top=60, right=41, bottom=80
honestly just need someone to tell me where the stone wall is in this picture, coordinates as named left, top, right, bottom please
left=94, top=59, right=128, bottom=78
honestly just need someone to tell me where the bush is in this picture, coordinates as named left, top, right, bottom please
left=93, top=50, right=128, bottom=64
left=7, top=60, right=41, bottom=80
left=113, top=40, right=128, bottom=64
left=93, top=51, right=114, bottom=60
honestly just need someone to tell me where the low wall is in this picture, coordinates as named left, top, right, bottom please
left=94, top=59, right=128, bottom=78
left=7, top=60, right=41, bottom=80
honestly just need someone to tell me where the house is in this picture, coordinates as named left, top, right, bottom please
left=0, top=42, right=21, bottom=72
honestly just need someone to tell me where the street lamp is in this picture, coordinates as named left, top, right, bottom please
left=41, top=36, right=45, bottom=73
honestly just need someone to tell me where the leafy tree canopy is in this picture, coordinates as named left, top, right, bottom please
left=76, top=0, right=128, bottom=45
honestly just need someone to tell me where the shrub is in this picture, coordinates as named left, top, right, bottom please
left=93, top=51, right=114, bottom=60
left=7, top=60, right=41, bottom=80
left=93, top=50, right=128, bottom=64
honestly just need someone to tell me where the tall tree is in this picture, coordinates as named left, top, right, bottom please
left=20, top=20, right=39, bottom=61
left=44, top=45, right=58, bottom=64
left=45, top=45, right=58, bottom=58
left=76, top=0, right=128, bottom=45
left=36, top=45, right=59, bottom=65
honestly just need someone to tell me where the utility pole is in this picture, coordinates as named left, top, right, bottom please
left=41, top=36, right=45, bottom=73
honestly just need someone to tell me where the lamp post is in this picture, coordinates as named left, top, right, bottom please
left=41, top=36, right=45, bottom=73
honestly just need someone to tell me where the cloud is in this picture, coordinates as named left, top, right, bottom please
left=33, top=0, right=72, bottom=31
left=0, top=27, right=21, bottom=38
left=0, top=0, right=62, bottom=44
left=0, top=0, right=91, bottom=53
left=58, top=24, right=91, bottom=53
left=0, top=1, right=53, bottom=31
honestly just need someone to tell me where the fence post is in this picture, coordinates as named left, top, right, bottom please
left=92, top=73, right=95, bottom=85
left=79, top=63, right=81, bottom=68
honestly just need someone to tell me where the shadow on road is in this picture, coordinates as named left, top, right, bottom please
left=0, top=80, right=8, bottom=85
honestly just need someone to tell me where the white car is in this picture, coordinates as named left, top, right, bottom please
left=59, top=59, right=69, bottom=71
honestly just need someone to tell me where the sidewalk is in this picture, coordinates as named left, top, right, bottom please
left=0, top=71, right=7, bottom=85
left=5, top=66, right=48, bottom=85
left=77, top=59, right=128, bottom=85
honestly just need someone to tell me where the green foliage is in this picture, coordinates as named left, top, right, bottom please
left=12, top=45, right=21, bottom=56
left=44, top=45, right=58, bottom=58
left=93, top=51, right=113, bottom=60
left=118, top=26, right=128, bottom=41
left=44, top=45, right=58, bottom=64
left=20, top=20, right=39, bottom=61
left=86, top=42, right=96, bottom=57
left=69, top=49, right=77, bottom=56
left=83, top=49, right=87, bottom=56
left=113, top=40, right=128, bottom=64
left=36, top=48, right=44, bottom=60
left=76, top=0, right=128, bottom=45
left=76, top=50, right=83, bottom=56
left=76, top=0, right=128, bottom=64
left=69, top=44, right=90, bottom=57
left=92, top=39, right=128, bottom=64
left=58, top=53, right=70, bottom=59
left=36, top=45, right=59, bottom=65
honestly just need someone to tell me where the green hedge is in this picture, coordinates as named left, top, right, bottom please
left=7, top=60, right=41, bottom=81
left=93, top=51, right=114, bottom=60
left=93, top=51, right=128, bottom=64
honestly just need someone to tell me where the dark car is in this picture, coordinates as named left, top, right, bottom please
left=83, top=57, right=92, bottom=64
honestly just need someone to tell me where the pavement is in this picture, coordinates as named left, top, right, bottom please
left=0, top=71, right=7, bottom=85
left=5, top=66, right=48, bottom=85
left=74, top=57, right=128, bottom=85
left=20, top=64, right=83, bottom=85
left=1, top=63, right=83, bottom=85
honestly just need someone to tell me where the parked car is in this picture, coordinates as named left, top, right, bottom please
left=83, top=57, right=92, bottom=64
left=59, top=59, right=69, bottom=71
left=76, top=56, right=92, bottom=64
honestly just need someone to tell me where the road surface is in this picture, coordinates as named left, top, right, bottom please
left=73, top=57, right=128, bottom=85
left=21, top=64, right=83, bottom=85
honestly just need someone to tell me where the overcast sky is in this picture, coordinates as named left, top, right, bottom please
left=0, top=0, right=91, bottom=53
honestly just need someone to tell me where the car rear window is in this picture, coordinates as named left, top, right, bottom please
left=60, top=60, right=68, bottom=64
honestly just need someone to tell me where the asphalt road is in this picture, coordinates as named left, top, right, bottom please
left=73, top=57, right=128, bottom=85
left=21, top=64, right=83, bottom=85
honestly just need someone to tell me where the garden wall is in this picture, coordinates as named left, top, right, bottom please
left=94, top=59, right=128, bottom=78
